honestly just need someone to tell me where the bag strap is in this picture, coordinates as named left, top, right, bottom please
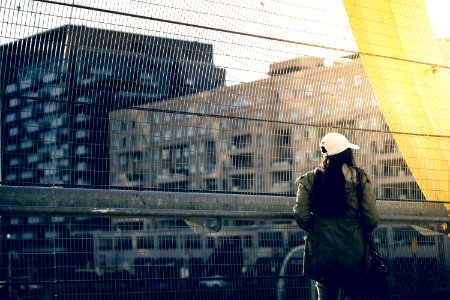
left=355, top=167, right=364, bottom=220
left=356, top=170, right=389, bottom=276
left=355, top=167, right=363, bottom=213
left=310, top=169, right=321, bottom=215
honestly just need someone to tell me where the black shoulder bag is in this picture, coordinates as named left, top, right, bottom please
left=356, top=169, right=390, bottom=298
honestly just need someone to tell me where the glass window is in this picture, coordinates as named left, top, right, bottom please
left=176, top=128, right=182, bottom=138
left=258, top=232, right=283, bottom=248
left=207, top=237, right=215, bottom=248
left=6, top=84, right=17, bottom=94
left=305, top=84, right=313, bottom=97
left=115, top=237, right=132, bottom=250
left=278, top=111, right=283, bottom=121
left=45, top=231, right=58, bottom=239
left=51, top=216, right=65, bottom=223
left=20, top=106, right=33, bottom=119
left=117, top=221, right=143, bottom=231
left=256, top=93, right=263, bottom=103
left=185, top=235, right=202, bottom=249
left=75, top=130, right=89, bottom=139
left=9, top=98, right=19, bottom=107
left=28, top=216, right=44, bottom=224
left=76, top=162, right=89, bottom=171
left=9, top=127, right=18, bottom=136
left=98, top=238, right=112, bottom=250
left=304, top=128, right=310, bottom=139
left=337, top=78, right=345, bottom=91
left=305, top=151, right=312, bottom=161
left=22, top=232, right=34, bottom=239
left=355, top=98, right=363, bottom=109
left=159, top=235, right=177, bottom=250
left=354, top=75, right=363, bottom=87
left=119, top=154, right=127, bottom=166
left=291, top=110, right=297, bottom=120
left=137, top=236, right=154, bottom=249
left=290, top=89, right=297, bottom=99
left=294, top=151, right=301, bottom=162
left=5, top=113, right=16, bottom=123
left=164, top=113, right=171, bottom=123
left=244, top=235, right=253, bottom=248
left=256, top=134, right=263, bottom=145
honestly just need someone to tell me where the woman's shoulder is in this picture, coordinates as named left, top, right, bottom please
left=295, top=168, right=319, bottom=186
left=342, top=165, right=370, bottom=183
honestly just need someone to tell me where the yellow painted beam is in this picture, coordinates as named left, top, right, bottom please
left=343, top=0, right=450, bottom=205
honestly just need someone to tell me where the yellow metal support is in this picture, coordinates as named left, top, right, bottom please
left=343, top=0, right=450, bottom=207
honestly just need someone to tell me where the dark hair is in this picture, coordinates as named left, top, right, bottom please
left=311, top=148, right=356, bottom=217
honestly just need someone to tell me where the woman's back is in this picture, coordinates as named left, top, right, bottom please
left=293, top=132, right=380, bottom=299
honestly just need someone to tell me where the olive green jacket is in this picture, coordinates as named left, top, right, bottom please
left=293, top=167, right=379, bottom=283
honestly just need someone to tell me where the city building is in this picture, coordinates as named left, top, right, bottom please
left=0, top=25, right=225, bottom=286
left=110, top=54, right=427, bottom=199
left=0, top=24, right=225, bottom=188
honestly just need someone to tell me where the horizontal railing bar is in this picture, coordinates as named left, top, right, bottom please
left=0, top=186, right=448, bottom=223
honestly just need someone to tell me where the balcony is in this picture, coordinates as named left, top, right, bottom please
left=20, top=139, right=33, bottom=150
left=270, top=182, right=292, bottom=194
left=19, top=77, right=35, bottom=91
left=9, top=158, right=22, bottom=167
left=156, top=168, right=189, bottom=185
left=27, top=154, right=40, bottom=164
left=112, top=173, right=144, bottom=188
left=375, top=150, right=403, bottom=162
left=20, top=170, right=35, bottom=181
left=375, top=173, right=416, bottom=185
left=230, top=153, right=254, bottom=171
left=5, top=173, right=17, bottom=181
left=5, top=83, right=18, bottom=94
left=231, top=134, right=252, bottom=152
left=270, top=160, right=292, bottom=171
left=24, top=121, right=40, bottom=134
left=77, top=76, right=98, bottom=86
left=42, top=72, right=58, bottom=84
left=230, top=173, right=255, bottom=191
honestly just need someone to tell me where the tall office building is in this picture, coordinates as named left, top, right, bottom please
left=0, top=25, right=225, bottom=287
left=0, top=25, right=225, bottom=188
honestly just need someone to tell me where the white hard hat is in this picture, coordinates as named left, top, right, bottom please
left=320, top=132, right=359, bottom=156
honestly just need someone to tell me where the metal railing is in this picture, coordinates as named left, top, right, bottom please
left=1, top=187, right=449, bottom=300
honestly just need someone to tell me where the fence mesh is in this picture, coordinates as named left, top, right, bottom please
left=1, top=0, right=450, bottom=299
left=2, top=216, right=449, bottom=300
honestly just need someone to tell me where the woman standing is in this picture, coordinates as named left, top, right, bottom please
left=293, top=132, right=379, bottom=300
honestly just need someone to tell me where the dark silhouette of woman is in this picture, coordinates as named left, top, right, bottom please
left=294, top=132, right=379, bottom=300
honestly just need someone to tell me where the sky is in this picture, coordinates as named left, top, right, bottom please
left=0, top=0, right=449, bottom=85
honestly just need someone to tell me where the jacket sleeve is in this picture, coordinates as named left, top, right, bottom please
left=293, top=172, right=315, bottom=231
left=359, top=172, right=380, bottom=232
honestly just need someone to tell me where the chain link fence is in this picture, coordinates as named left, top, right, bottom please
left=1, top=0, right=450, bottom=299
